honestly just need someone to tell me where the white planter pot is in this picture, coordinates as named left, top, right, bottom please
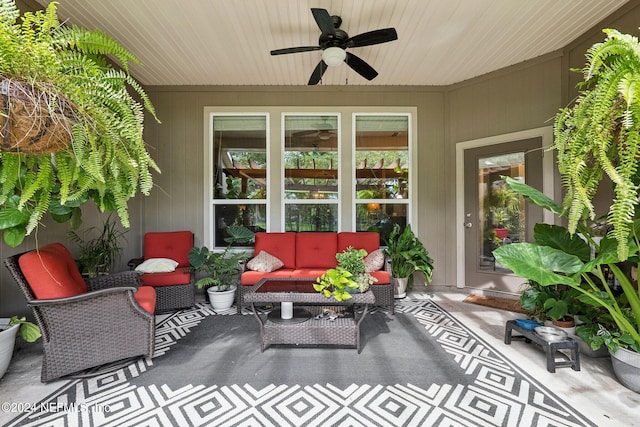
left=207, top=285, right=237, bottom=310
left=610, top=347, right=640, bottom=393
left=393, top=277, right=409, bottom=299
left=0, top=322, right=19, bottom=380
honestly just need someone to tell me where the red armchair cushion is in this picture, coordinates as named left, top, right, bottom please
left=19, top=243, right=87, bottom=299
left=144, top=231, right=193, bottom=267
left=140, top=268, right=192, bottom=287
left=134, top=286, right=157, bottom=313
left=254, top=232, right=297, bottom=269
left=295, top=233, right=338, bottom=269
left=337, top=232, right=381, bottom=254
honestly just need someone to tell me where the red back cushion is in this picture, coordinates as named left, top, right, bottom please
left=337, top=232, right=380, bottom=254
left=254, top=232, right=297, bottom=269
left=19, top=243, right=87, bottom=299
left=144, top=231, right=193, bottom=267
left=296, top=233, right=338, bottom=269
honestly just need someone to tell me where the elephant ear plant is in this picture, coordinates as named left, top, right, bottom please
left=0, top=1, right=159, bottom=246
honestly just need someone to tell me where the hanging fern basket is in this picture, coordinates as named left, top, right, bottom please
left=0, top=78, right=75, bottom=154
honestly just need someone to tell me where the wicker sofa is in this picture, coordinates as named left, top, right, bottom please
left=237, top=231, right=393, bottom=314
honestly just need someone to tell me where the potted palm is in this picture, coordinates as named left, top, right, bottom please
left=188, top=226, right=255, bottom=309
left=0, top=1, right=159, bottom=247
left=383, top=224, right=434, bottom=298
left=67, top=214, right=128, bottom=277
left=0, top=316, right=40, bottom=380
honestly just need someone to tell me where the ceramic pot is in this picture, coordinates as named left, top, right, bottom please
left=0, top=323, right=19, bottom=379
left=207, top=285, right=237, bottom=310
left=610, top=347, right=640, bottom=393
left=394, top=277, right=408, bottom=299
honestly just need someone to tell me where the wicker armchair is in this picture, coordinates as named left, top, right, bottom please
left=4, top=245, right=155, bottom=383
left=128, top=231, right=195, bottom=313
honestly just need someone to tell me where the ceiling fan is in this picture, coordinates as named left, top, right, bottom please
left=270, top=8, right=398, bottom=85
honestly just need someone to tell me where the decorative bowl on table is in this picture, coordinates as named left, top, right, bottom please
left=515, top=318, right=542, bottom=330
left=534, top=326, right=568, bottom=342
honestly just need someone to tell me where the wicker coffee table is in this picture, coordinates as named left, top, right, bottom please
left=244, top=278, right=375, bottom=353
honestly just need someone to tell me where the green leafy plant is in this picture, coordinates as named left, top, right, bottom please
left=553, top=29, right=640, bottom=261
left=0, top=1, right=159, bottom=247
left=493, top=177, right=640, bottom=353
left=7, top=316, right=41, bottom=342
left=67, top=213, right=127, bottom=277
left=334, top=246, right=377, bottom=293
left=313, top=267, right=359, bottom=301
left=383, top=223, right=434, bottom=288
left=187, top=225, right=255, bottom=291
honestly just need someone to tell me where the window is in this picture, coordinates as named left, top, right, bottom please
left=283, top=114, right=339, bottom=231
left=354, top=114, right=410, bottom=243
left=211, top=114, right=267, bottom=246
left=205, top=108, right=416, bottom=248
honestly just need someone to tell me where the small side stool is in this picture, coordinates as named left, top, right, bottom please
left=504, top=320, right=581, bottom=373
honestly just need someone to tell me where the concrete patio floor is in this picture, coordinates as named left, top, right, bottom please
left=1, top=287, right=638, bottom=426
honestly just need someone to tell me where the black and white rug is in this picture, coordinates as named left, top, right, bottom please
left=6, top=299, right=595, bottom=427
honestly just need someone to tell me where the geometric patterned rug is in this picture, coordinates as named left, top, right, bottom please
left=5, top=298, right=596, bottom=427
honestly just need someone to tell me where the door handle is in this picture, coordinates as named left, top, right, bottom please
left=464, top=222, right=472, bottom=228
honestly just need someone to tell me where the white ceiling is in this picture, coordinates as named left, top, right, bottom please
left=36, top=0, right=628, bottom=87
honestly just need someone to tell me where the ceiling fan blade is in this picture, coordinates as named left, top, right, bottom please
left=271, top=46, right=321, bottom=55
left=311, top=8, right=335, bottom=35
left=346, top=28, right=398, bottom=48
left=308, top=60, right=328, bottom=85
left=345, top=52, right=378, bottom=81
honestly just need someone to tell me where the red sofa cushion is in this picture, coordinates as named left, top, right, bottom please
left=140, top=267, right=192, bottom=287
left=240, top=269, right=295, bottom=285
left=19, top=243, right=88, bottom=299
left=134, top=286, right=157, bottom=313
left=253, top=232, right=297, bottom=269
left=337, top=231, right=381, bottom=255
left=296, top=232, right=338, bottom=269
left=144, top=231, right=193, bottom=267
left=290, top=268, right=328, bottom=280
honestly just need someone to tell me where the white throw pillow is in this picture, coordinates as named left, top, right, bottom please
left=246, top=250, right=284, bottom=272
left=135, top=258, right=179, bottom=273
left=363, top=249, right=385, bottom=272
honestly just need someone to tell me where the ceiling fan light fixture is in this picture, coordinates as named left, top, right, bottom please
left=322, top=47, right=346, bottom=66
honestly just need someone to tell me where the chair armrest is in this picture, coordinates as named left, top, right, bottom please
left=127, top=257, right=144, bottom=270
left=28, top=286, right=138, bottom=307
left=85, top=270, right=141, bottom=292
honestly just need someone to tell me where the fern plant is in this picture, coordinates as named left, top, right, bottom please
left=0, top=0, right=159, bottom=246
left=554, top=29, right=640, bottom=260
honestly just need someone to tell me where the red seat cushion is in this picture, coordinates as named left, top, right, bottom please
left=296, top=233, right=338, bottom=269
left=253, top=232, right=297, bottom=269
left=144, top=231, right=193, bottom=267
left=337, top=232, right=381, bottom=254
left=140, top=267, right=192, bottom=287
left=240, top=269, right=295, bottom=285
left=19, top=243, right=88, bottom=299
left=290, top=268, right=328, bottom=280
left=134, top=286, right=156, bottom=313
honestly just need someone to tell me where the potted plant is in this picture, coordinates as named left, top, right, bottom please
left=0, top=1, right=159, bottom=247
left=335, top=246, right=377, bottom=293
left=493, top=28, right=640, bottom=392
left=188, top=225, right=255, bottom=309
left=0, top=316, right=41, bottom=380
left=383, top=223, right=434, bottom=298
left=314, top=247, right=378, bottom=301
left=67, top=214, right=128, bottom=277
